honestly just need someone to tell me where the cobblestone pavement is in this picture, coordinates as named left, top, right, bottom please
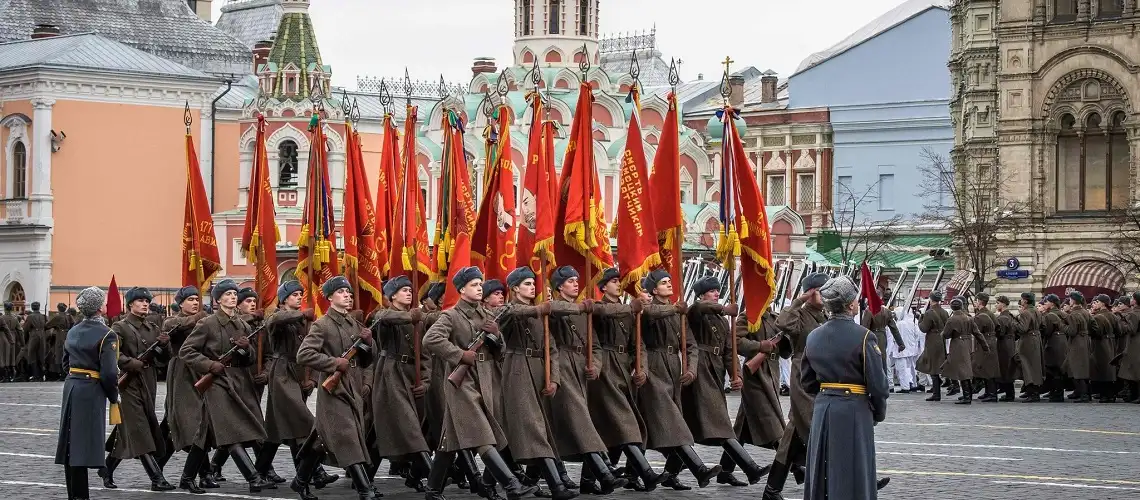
left=3, top=382, right=1139, bottom=499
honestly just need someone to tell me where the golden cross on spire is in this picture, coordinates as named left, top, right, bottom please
left=722, top=56, right=734, bottom=74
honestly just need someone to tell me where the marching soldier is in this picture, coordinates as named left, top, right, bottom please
left=23, top=302, right=47, bottom=381
left=367, top=275, right=434, bottom=492
left=762, top=272, right=827, bottom=500
left=859, top=292, right=905, bottom=377
left=99, top=287, right=176, bottom=491
left=682, top=276, right=766, bottom=485
left=1090, top=294, right=1118, bottom=403
left=158, top=286, right=210, bottom=491
left=993, top=296, right=1020, bottom=401
left=1038, top=294, right=1065, bottom=402
left=588, top=268, right=661, bottom=491
left=178, top=279, right=274, bottom=493
left=1119, top=293, right=1140, bottom=403
left=421, top=266, right=538, bottom=500
left=295, top=276, right=379, bottom=500
left=971, top=294, right=1000, bottom=402
left=1064, top=292, right=1093, bottom=403
left=637, top=270, right=722, bottom=491
left=483, top=279, right=507, bottom=309
left=917, top=291, right=949, bottom=401
left=47, top=303, right=73, bottom=381
left=719, top=307, right=783, bottom=486
left=1, top=302, right=21, bottom=382
left=941, top=298, right=988, bottom=405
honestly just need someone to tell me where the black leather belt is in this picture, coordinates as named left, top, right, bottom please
left=646, top=345, right=677, bottom=354
left=697, top=344, right=722, bottom=355
left=379, top=350, right=416, bottom=364
left=505, top=347, right=544, bottom=358
left=600, top=344, right=627, bottom=354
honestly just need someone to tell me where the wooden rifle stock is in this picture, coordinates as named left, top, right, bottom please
left=448, top=334, right=485, bottom=387
left=744, top=333, right=783, bottom=375
left=321, top=336, right=369, bottom=393
left=193, top=325, right=266, bottom=394
left=116, top=333, right=171, bottom=389
left=256, top=328, right=265, bottom=376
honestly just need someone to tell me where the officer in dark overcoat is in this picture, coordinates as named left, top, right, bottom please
left=23, top=301, right=48, bottom=380
left=971, top=294, right=1000, bottom=402
left=0, top=301, right=22, bottom=382
left=859, top=293, right=904, bottom=378
left=941, top=298, right=988, bottom=404
left=46, top=303, right=73, bottom=380
left=993, top=296, right=1020, bottom=401
left=55, top=286, right=120, bottom=500
left=917, top=291, right=949, bottom=401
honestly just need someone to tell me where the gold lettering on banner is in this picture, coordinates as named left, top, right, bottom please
left=619, top=150, right=645, bottom=237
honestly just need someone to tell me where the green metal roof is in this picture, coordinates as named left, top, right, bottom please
left=807, top=233, right=954, bottom=271
left=265, top=11, right=325, bottom=99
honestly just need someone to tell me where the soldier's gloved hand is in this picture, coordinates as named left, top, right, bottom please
left=412, top=383, right=428, bottom=397
left=580, top=299, right=594, bottom=314
left=631, top=299, right=644, bottom=315
left=410, top=308, right=424, bottom=323
left=123, top=358, right=145, bottom=373
left=586, top=365, right=599, bottom=380
left=234, top=336, right=251, bottom=349
left=301, top=379, right=316, bottom=392
left=157, top=332, right=171, bottom=344
left=333, top=357, right=350, bottom=373
left=302, top=309, right=317, bottom=321
left=981, top=341, right=991, bottom=352
left=730, top=376, right=743, bottom=391
left=632, top=370, right=647, bottom=387
left=362, top=384, right=372, bottom=399
left=252, top=309, right=265, bottom=320
left=481, top=320, right=500, bottom=334
left=253, top=372, right=268, bottom=385
left=759, top=339, right=776, bottom=353
left=674, top=301, right=689, bottom=315
left=896, top=343, right=905, bottom=352
left=208, top=361, right=226, bottom=375
left=542, top=382, right=559, bottom=397
left=680, top=370, right=696, bottom=386
left=722, top=302, right=739, bottom=317
left=358, top=327, right=373, bottom=343
left=460, top=350, right=477, bottom=366
left=537, top=302, right=552, bottom=316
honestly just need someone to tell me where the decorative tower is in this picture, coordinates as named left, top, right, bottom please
left=257, top=0, right=331, bottom=100
left=513, top=0, right=600, bottom=68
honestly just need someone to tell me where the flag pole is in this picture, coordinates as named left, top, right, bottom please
left=721, top=56, right=740, bottom=383
left=579, top=44, right=595, bottom=372
left=537, top=65, right=553, bottom=392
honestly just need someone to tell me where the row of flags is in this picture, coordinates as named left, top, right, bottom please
left=173, top=82, right=777, bottom=328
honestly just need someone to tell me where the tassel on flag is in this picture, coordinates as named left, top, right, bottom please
left=389, top=104, right=433, bottom=296
left=518, top=92, right=558, bottom=299
left=240, top=115, right=280, bottom=311
left=182, top=132, right=221, bottom=298
left=472, top=105, right=518, bottom=283
left=614, top=84, right=659, bottom=294
left=343, top=119, right=385, bottom=317
left=435, top=109, right=478, bottom=309
left=295, top=114, right=340, bottom=316
left=650, top=92, right=684, bottom=282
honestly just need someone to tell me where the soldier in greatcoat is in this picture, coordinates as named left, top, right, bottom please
left=366, top=275, right=434, bottom=492
left=99, top=287, right=175, bottom=491
left=719, top=308, right=782, bottom=486
left=993, top=296, right=1020, bottom=401
left=859, top=293, right=904, bottom=378
left=1036, top=295, right=1065, bottom=402
left=941, top=298, right=988, bottom=404
left=292, top=276, right=379, bottom=499
left=156, top=287, right=210, bottom=491
left=1090, top=294, right=1118, bottom=402
left=636, top=270, right=722, bottom=491
left=1063, top=292, right=1093, bottom=403
left=546, top=266, right=630, bottom=494
left=762, top=272, right=828, bottom=500
left=971, top=294, right=1000, bottom=402
left=680, top=276, right=766, bottom=486
left=178, top=279, right=274, bottom=493
left=0, top=301, right=22, bottom=382
left=421, top=267, right=538, bottom=500
left=916, top=291, right=949, bottom=401
left=23, top=301, right=47, bottom=381
left=587, top=268, right=660, bottom=491
left=46, top=303, right=73, bottom=381
left=1119, top=293, right=1140, bottom=403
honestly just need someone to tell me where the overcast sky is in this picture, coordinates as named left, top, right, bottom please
left=215, top=0, right=914, bottom=89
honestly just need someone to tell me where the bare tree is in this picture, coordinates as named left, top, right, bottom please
left=1106, top=209, right=1140, bottom=280
left=827, top=178, right=904, bottom=265
left=917, top=148, right=1029, bottom=295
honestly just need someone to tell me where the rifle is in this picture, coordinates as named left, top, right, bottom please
left=116, top=331, right=172, bottom=389
left=193, top=324, right=267, bottom=394
left=321, top=335, right=373, bottom=393
left=447, top=308, right=507, bottom=387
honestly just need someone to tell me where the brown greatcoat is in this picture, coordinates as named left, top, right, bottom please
left=367, top=307, right=432, bottom=458
left=733, top=310, right=786, bottom=449
left=496, top=299, right=566, bottom=461
left=994, top=310, right=1018, bottom=384
left=109, top=313, right=168, bottom=459
left=916, top=304, right=949, bottom=375
left=1091, top=308, right=1117, bottom=383
left=636, top=300, right=697, bottom=451
left=681, top=300, right=737, bottom=444
left=1063, top=306, right=1093, bottom=379
left=941, top=310, right=986, bottom=381
left=421, top=309, right=447, bottom=450
left=971, top=309, right=999, bottom=379
left=178, top=309, right=266, bottom=449
left=860, top=306, right=903, bottom=376
left=422, top=299, right=507, bottom=452
left=23, top=311, right=48, bottom=368
left=774, top=296, right=826, bottom=464
left=46, top=313, right=72, bottom=374
left=163, top=311, right=208, bottom=450
left=1115, top=309, right=1132, bottom=357
left=588, top=298, right=648, bottom=448
left=1118, top=308, right=1140, bottom=381
left=296, top=308, right=374, bottom=467
left=263, top=309, right=315, bottom=443
left=549, top=298, right=608, bottom=459
left=1037, top=309, right=1064, bottom=379
left=0, top=313, right=21, bottom=367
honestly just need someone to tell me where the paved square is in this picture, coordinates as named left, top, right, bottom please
left=3, top=382, right=1138, bottom=499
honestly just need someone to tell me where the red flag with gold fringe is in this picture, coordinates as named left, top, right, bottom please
left=182, top=133, right=221, bottom=297
left=472, top=105, right=518, bottom=283
left=518, top=92, right=558, bottom=299
left=614, top=90, right=659, bottom=293
left=295, top=114, right=339, bottom=316
left=435, top=109, right=478, bottom=309
left=240, top=116, right=280, bottom=311
left=650, top=92, right=684, bottom=282
left=389, top=104, right=432, bottom=297
left=343, top=121, right=384, bottom=317
left=373, top=114, right=399, bottom=280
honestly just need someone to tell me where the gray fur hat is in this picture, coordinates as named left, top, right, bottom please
left=803, top=272, right=829, bottom=292
left=506, top=266, right=537, bottom=288
left=76, top=286, right=107, bottom=318
left=383, top=275, right=412, bottom=299
left=819, top=276, right=859, bottom=310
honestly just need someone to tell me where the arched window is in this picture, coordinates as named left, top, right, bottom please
left=521, top=0, right=532, bottom=36
left=12, top=141, right=27, bottom=198
left=1056, top=111, right=1129, bottom=211
left=1053, top=0, right=1076, bottom=21
left=579, top=0, right=589, bottom=35
left=549, top=0, right=561, bottom=35
left=278, top=139, right=299, bottom=188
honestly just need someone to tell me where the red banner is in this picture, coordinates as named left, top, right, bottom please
left=343, top=123, right=384, bottom=317
left=389, top=104, right=432, bottom=297
left=518, top=93, right=558, bottom=298
left=472, top=105, right=517, bottom=283
left=614, top=98, right=659, bottom=293
left=435, top=110, right=478, bottom=309
left=373, top=114, right=398, bottom=280
left=107, top=275, right=122, bottom=319
left=555, top=82, right=613, bottom=292
left=240, top=116, right=280, bottom=311
left=860, top=261, right=882, bottom=313
left=182, top=134, right=221, bottom=297
left=295, top=115, right=339, bottom=316
left=650, top=92, right=684, bottom=281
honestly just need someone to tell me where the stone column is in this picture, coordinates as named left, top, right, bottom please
left=199, top=106, right=214, bottom=209
left=29, top=98, right=54, bottom=226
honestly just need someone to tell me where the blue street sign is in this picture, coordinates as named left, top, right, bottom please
left=996, top=269, right=1030, bottom=280
left=1005, top=257, right=1020, bottom=270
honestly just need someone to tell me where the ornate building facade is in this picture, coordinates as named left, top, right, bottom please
left=952, top=0, right=1136, bottom=298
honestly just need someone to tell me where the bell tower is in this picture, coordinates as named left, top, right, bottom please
left=513, top=0, right=599, bottom=69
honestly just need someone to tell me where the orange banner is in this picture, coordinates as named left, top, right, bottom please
left=182, top=134, right=221, bottom=297
left=649, top=92, right=684, bottom=282
left=615, top=99, right=660, bottom=293
left=240, top=116, right=280, bottom=311
left=518, top=92, right=558, bottom=298
left=295, top=115, right=339, bottom=316
left=373, top=114, right=398, bottom=279
left=389, top=104, right=432, bottom=297
left=343, top=123, right=384, bottom=317
left=436, top=110, right=478, bottom=309
left=472, top=105, right=517, bottom=283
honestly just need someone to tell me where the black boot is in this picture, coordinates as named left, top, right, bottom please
left=925, top=376, right=942, bottom=401
left=877, top=476, right=891, bottom=490
left=722, top=439, right=767, bottom=484
left=1024, top=384, right=1041, bottom=402
left=458, top=449, right=487, bottom=496
left=555, top=459, right=577, bottom=490
left=156, top=420, right=175, bottom=469
left=999, top=383, right=1016, bottom=402
left=584, top=452, right=627, bottom=493
left=791, top=463, right=806, bottom=485
left=141, top=453, right=176, bottom=491
left=955, top=380, right=973, bottom=404
left=230, top=445, right=277, bottom=492
left=716, top=450, right=747, bottom=486
left=255, top=442, right=287, bottom=483
left=347, top=463, right=381, bottom=500
left=181, top=446, right=207, bottom=494
left=534, top=457, right=577, bottom=500
left=210, top=447, right=229, bottom=482
left=1075, top=379, right=1092, bottom=403
left=621, top=444, right=659, bottom=492
left=979, top=379, right=998, bottom=402
left=761, top=459, right=789, bottom=500
left=98, top=456, right=121, bottom=489
left=424, top=451, right=454, bottom=500
left=67, top=465, right=90, bottom=500
left=656, top=451, right=691, bottom=490
left=484, top=449, right=540, bottom=499
left=290, top=441, right=323, bottom=500
left=675, top=445, right=721, bottom=488
left=406, top=451, right=433, bottom=493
